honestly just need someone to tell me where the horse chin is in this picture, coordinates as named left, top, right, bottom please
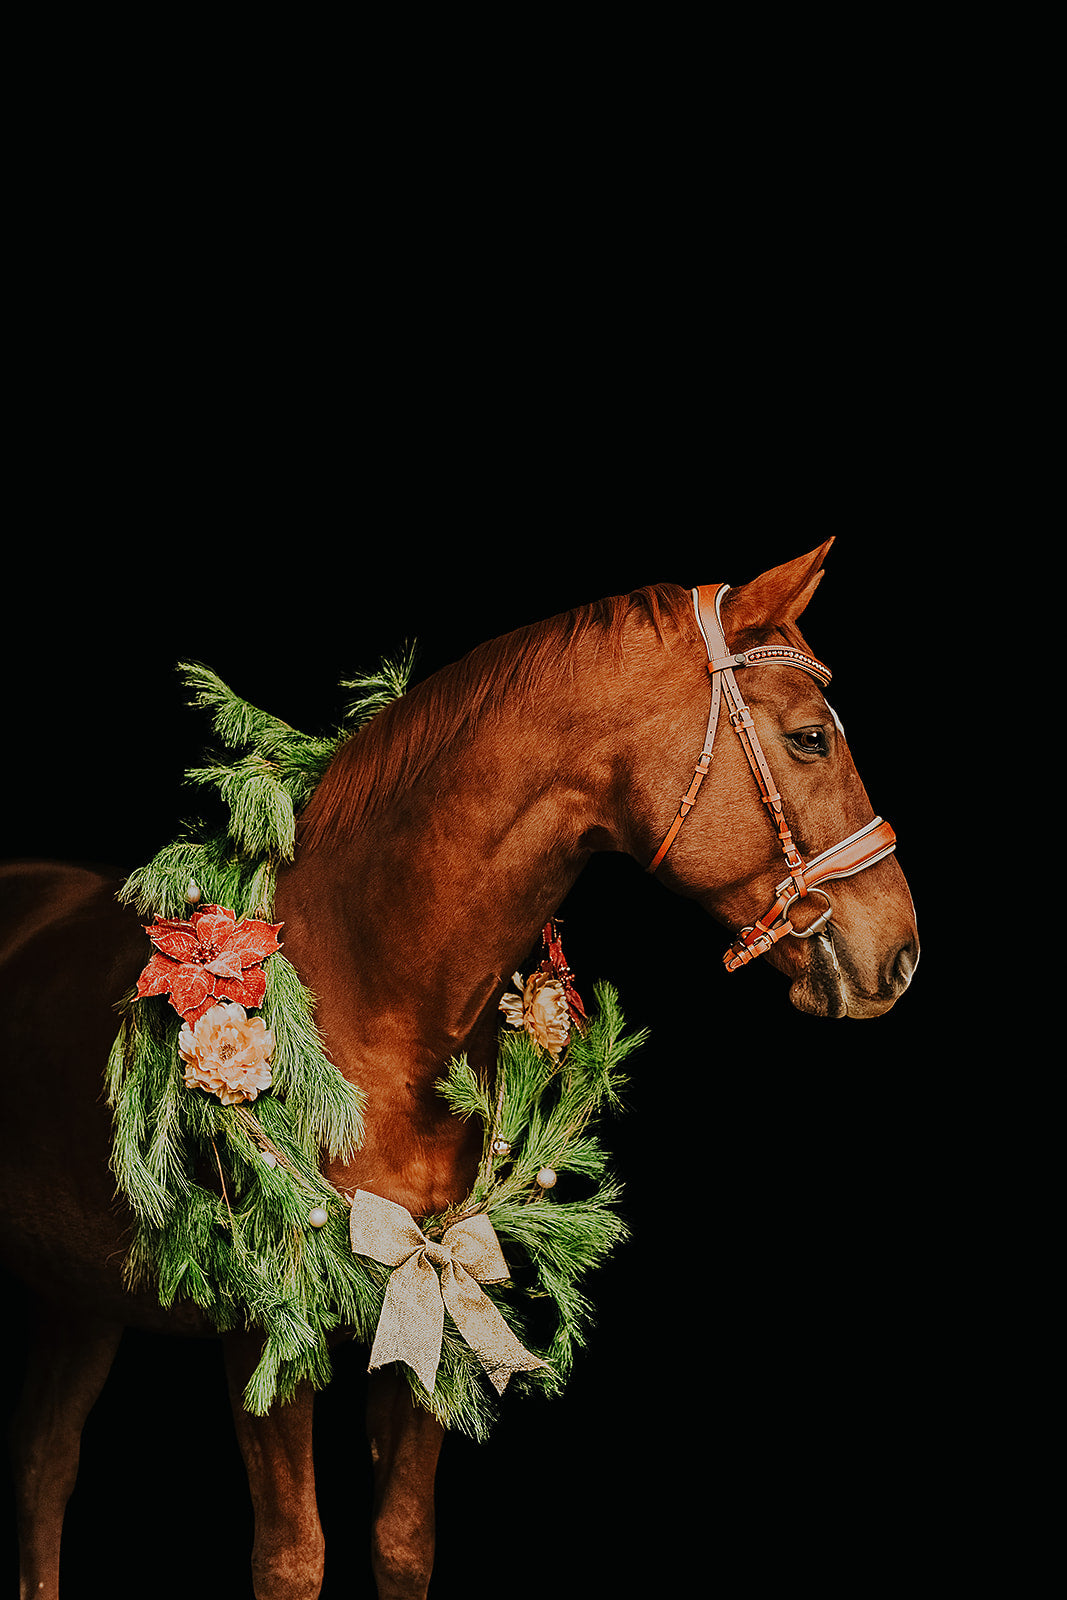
left=787, top=940, right=849, bottom=1019
left=785, top=933, right=900, bottom=1020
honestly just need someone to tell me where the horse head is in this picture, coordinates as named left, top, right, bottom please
left=627, top=541, right=918, bottom=1019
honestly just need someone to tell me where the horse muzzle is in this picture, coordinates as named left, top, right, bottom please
left=787, top=925, right=919, bottom=1018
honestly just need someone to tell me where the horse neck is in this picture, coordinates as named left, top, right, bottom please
left=274, top=641, right=632, bottom=1081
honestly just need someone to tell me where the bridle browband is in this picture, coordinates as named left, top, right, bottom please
left=647, top=583, right=898, bottom=973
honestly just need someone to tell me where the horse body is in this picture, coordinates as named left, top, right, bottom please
left=0, top=861, right=211, bottom=1333
left=0, top=545, right=918, bottom=1599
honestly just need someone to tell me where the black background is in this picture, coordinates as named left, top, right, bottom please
left=2, top=56, right=984, bottom=1594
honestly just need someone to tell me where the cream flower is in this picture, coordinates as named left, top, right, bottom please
left=178, top=1001, right=275, bottom=1106
left=499, top=970, right=571, bottom=1058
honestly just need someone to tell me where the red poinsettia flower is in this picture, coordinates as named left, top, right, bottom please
left=135, top=904, right=283, bottom=1024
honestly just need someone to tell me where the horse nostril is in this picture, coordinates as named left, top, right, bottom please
left=889, top=939, right=919, bottom=992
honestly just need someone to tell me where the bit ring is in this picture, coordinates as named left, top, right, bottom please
left=789, top=890, right=833, bottom=939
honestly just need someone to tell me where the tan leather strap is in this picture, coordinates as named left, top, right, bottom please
left=645, top=602, right=726, bottom=874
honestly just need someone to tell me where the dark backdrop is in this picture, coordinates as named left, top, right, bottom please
left=3, top=20, right=1008, bottom=1580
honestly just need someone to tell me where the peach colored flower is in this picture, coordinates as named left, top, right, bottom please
left=499, top=970, right=571, bottom=1058
left=178, top=1001, right=275, bottom=1106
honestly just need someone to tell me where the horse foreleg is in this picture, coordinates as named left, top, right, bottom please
left=222, top=1331, right=325, bottom=1600
left=9, top=1298, right=123, bottom=1600
left=366, top=1369, right=445, bottom=1600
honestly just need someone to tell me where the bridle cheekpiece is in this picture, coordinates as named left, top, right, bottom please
left=647, top=583, right=897, bottom=972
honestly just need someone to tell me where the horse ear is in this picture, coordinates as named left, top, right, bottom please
left=720, top=539, right=834, bottom=632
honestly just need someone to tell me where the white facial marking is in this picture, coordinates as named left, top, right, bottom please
left=827, top=700, right=846, bottom=737
left=819, top=928, right=849, bottom=1015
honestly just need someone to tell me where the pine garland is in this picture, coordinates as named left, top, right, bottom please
left=106, top=655, right=640, bottom=1438
left=431, top=986, right=643, bottom=1403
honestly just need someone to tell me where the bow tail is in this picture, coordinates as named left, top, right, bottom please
left=441, top=1265, right=549, bottom=1396
left=368, top=1254, right=446, bottom=1396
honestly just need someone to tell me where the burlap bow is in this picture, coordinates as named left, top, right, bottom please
left=349, top=1190, right=548, bottom=1396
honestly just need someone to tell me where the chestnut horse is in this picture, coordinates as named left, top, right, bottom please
left=0, top=544, right=918, bottom=1599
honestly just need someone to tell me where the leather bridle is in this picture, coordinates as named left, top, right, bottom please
left=647, top=583, right=898, bottom=973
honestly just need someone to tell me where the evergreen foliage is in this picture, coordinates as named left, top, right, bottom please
left=105, top=655, right=641, bottom=1437
left=431, top=982, right=643, bottom=1400
left=338, top=642, right=418, bottom=727
left=109, top=660, right=388, bottom=1412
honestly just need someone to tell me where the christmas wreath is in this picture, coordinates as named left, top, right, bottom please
left=106, top=656, right=641, bottom=1438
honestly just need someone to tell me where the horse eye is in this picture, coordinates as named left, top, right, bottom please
left=789, top=727, right=827, bottom=755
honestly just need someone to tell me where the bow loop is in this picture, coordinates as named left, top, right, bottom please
left=441, top=1212, right=510, bottom=1285
left=349, top=1190, right=548, bottom=1396
left=348, top=1190, right=427, bottom=1268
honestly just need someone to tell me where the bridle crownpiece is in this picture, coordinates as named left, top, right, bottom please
left=647, top=583, right=897, bottom=972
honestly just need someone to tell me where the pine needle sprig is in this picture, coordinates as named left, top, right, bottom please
left=182, top=756, right=298, bottom=860
left=118, top=829, right=276, bottom=922
left=338, top=641, right=418, bottom=727
left=180, top=660, right=298, bottom=753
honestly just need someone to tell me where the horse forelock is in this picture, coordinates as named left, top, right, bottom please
left=297, top=583, right=694, bottom=851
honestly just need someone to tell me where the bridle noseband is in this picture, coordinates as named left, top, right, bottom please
left=647, top=583, right=897, bottom=973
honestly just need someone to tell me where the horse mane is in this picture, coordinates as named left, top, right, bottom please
left=298, top=584, right=695, bottom=851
